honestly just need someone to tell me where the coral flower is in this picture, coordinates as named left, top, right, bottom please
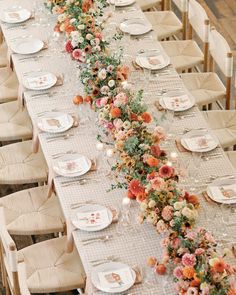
left=65, top=40, right=73, bottom=53
left=228, top=288, right=236, bottom=295
left=129, top=179, right=145, bottom=196
left=72, top=49, right=83, bottom=60
left=73, top=95, right=83, bottom=105
left=159, top=165, right=173, bottom=178
left=146, top=157, right=159, bottom=167
left=212, top=259, right=226, bottom=273
left=127, top=190, right=136, bottom=199
left=150, top=145, right=161, bottom=157
left=130, top=113, right=138, bottom=121
left=136, top=192, right=147, bottom=202
left=161, top=206, right=173, bottom=221
left=110, top=107, right=121, bottom=118
left=182, top=253, right=196, bottom=267
left=173, top=266, right=183, bottom=279
left=183, top=267, right=195, bottom=279
left=185, top=194, right=200, bottom=207
left=141, top=112, right=152, bottom=123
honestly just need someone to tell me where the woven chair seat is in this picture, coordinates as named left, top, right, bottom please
left=202, top=110, right=236, bottom=149
left=137, top=0, right=161, bottom=11
left=18, top=236, right=86, bottom=293
left=0, top=67, right=18, bottom=103
left=0, top=185, right=65, bottom=235
left=0, top=140, right=48, bottom=185
left=161, top=40, right=204, bottom=72
left=181, top=72, right=225, bottom=107
left=145, top=11, right=182, bottom=40
left=0, top=100, right=32, bottom=141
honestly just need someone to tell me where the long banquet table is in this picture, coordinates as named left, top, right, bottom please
left=1, top=1, right=236, bottom=294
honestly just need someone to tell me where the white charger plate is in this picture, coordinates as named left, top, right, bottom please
left=115, top=0, right=136, bottom=6
left=159, top=90, right=195, bottom=112
left=72, top=204, right=113, bottom=232
left=0, top=7, right=31, bottom=24
left=22, top=71, right=57, bottom=90
left=207, top=178, right=236, bottom=204
left=53, top=154, right=91, bottom=177
left=135, top=50, right=170, bottom=70
left=11, top=37, right=44, bottom=55
left=91, top=262, right=136, bottom=293
left=37, top=112, right=73, bottom=134
left=180, top=130, right=218, bottom=153
left=120, top=18, right=152, bottom=35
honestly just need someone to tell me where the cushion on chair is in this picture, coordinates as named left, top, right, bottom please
left=0, top=140, right=48, bottom=185
left=18, top=236, right=86, bottom=293
left=0, top=186, right=65, bottom=235
left=202, top=110, right=236, bottom=149
left=0, top=67, right=18, bottom=103
left=0, top=101, right=32, bottom=141
left=226, top=151, right=236, bottom=170
left=161, top=40, right=204, bottom=72
left=0, top=41, right=8, bottom=67
left=181, top=72, right=225, bottom=107
left=137, top=0, right=161, bottom=11
left=145, top=11, right=182, bottom=40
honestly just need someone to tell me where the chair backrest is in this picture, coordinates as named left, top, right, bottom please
left=188, top=0, right=209, bottom=43
left=209, top=28, right=233, bottom=109
left=172, top=0, right=188, bottom=12
left=0, top=207, right=20, bottom=295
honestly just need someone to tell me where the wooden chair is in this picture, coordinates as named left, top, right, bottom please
left=160, top=0, right=209, bottom=73
left=0, top=41, right=7, bottom=67
left=182, top=28, right=233, bottom=110
left=0, top=185, right=65, bottom=236
left=0, top=140, right=48, bottom=185
left=0, top=207, right=86, bottom=295
left=137, top=0, right=163, bottom=11
left=171, top=0, right=189, bottom=39
left=0, top=67, right=18, bottom=104
left=144, top=9, right=183, bottom=41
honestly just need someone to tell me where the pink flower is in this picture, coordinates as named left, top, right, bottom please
left=205, top=232, right=216, bottom=244
left=150, top=144, right=161, bottom=157
left=72, top=49, right=83, bottom=60
left=172, top=237, right=180, bottom=249
left=173, top=266, right=183, bottom=279
left=159, top=165, right=174, bottom=178
left=161, top=206, right=173, bottom=221
left=95, top=32, right=102, bottom=40
left=195, top=248, right=205, bottom=256
left=107, top=65, right=114, bottom=73
left=186, top=287, right=198, bottom=295
left=65, top=40, right=73, bottom=53
left=150, top=177, right=165, bottom=190
left=153, top=126, right=166, bottom=140
left=114, top=92, right=128, bottom=107
left=182, top=253, right=196, bottom=267
left=185, top=231, right=197, bottom=240
left=156, top=220, right=168, bottom=234
left=113, top=118, right=123, bottom=130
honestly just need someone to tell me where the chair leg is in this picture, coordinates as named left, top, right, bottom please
left=233, top=145, right=236, bottom=151
left=188, top=68, right=192, bottom=73
left=208, top=103, right=212, bottom=110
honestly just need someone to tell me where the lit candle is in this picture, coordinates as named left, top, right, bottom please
left=106, top=148, right=114, bottom=157
left=96, top=142, right=104, bottom=151
left=122, top=197, right=131, bottom=209
left=170, top=152, right=178, bottom=161
left=166, top=161, right=173, bottom=167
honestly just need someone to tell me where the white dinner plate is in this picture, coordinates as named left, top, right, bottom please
left=37, top=112, right=74, bottom=134
left=53, top=154, right=91, bottom=177
left=207, top=178, right=236, bottom=204
left=135, top=50, right=170, bottom=70
left=180, top=130, right=218, bottom=153
left=120, top=18, right=152, bottom=35
left=0, top=7, right=31, bottom=24
left=159, top=90, right=195, bottom=112
left=11, top=37, right=44, bottom=55
left=91, top=262, right=136, bottom=293
left=72, top=204, right=113, bottom=232
left=22, top=71, right=57, bottom=90
left=115, top=0, right=136, bottom=6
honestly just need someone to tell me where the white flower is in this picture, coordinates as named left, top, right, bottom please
left=71, top=40, right=77, bottom=47
left=90, top=39, right=96, bottom=46
left=93, top=45, right=101, bottom=52
left=181, top=207, right=194, bottom=219
left=94, top=38, right=100, bottom=45
left=78, top=37, right=84, bottom=44
left=174, top=201, right=186, bottom=211
left=86, top=33, right=93, bottom=40
left=70, top=18, right=76, bottom=24
left=70, top=31, right=79, bottom=39
left=101, top=86, right=109, bottom=94
left=98, top=112, right=105, bottom=120
left=78, top=24, right=85, bottom=30
left=148, top=200, right=156, bottom=208
left=122, top=121, right=131, bottom=130
left=98, top=69, right=107, bottom=80
left=108, top=80, right=115, bottom=88
left=58, top=13, right=66, bottom=22
left=82, top=78, right=89, bottom=84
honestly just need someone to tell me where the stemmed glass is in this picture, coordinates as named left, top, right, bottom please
left=160, top=109, right=175, bottom=146
left=116, top=197, right=133, bottom=235
left=108, top=0, right=116, bottom=13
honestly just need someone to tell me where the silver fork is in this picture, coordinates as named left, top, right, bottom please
left=52, top=150, right=77, bottom=159
left=81, top=235, right=113, bottom=245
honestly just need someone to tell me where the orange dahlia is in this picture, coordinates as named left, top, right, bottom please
left=182, top=267, right=195, bottom=279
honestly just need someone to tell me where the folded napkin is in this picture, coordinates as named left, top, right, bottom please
left=85, top=266, right=142, bottom=295
left=182, top=134, right=214, bottom=151
left=208, top=184, right=236, bottom=202
left=136, top=55, right=165, bottom=69
left=162, top=94, right=191, bottom=110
